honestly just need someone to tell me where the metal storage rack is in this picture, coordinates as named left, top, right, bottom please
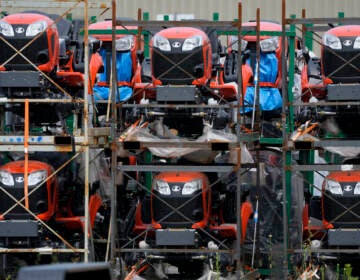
left=108, top=1, right=297, bottom=278
left=285, top=13, right=360, bottom=275
left=0, top=1, right=113, bottom=274
left=1, top=0, right=359, bottom=279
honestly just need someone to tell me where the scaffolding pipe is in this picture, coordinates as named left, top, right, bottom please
left=83, top=0, right=90, bottom=263
left=251, top=8, right=261, bottom=132
left=110, top=0, right=118, bottom=262
left=281, top=0, right=289, bottom=277
left=235, top=2, right=244, bottom=278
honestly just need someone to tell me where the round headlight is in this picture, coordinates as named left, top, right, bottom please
left=354, top=182, right=360, bottom=195
left=153, top=35, right=171, bottom=52
left=116, top=35, right=134, bottom=51
left=353, top=36, right=360, bottom=49
left=230, top=37, right=248, bottom=52
left=325, top=179, right=343, bottom=195
left=26, top=20, right=48, bottom=37
left=28, top=170, right=47, bottom=187
left=260, top=36, right=279, bottom=52
left=0, top=170, right=14, bottom=186
left=182, top=35, right=203, bottom=51
left=0, top=21, right=14, bottom=37
left=182, top=179, right=202, bottom=195
left=323, top=33, right=342, bottom=50
left=153, top=179, right=171, bottom=195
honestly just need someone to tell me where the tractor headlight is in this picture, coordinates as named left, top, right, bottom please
left=116, top=35, right=134, bottom=51
left=153, top=179, right=171, bottom=195
left=182, top=35, right=203, bottom=51
left=26, top=20, right=47, bottom=37
left=0, top=170, right=14, bottom=186
left=353, top=36, right=360, bottom=49
left=28, top=170, right=47, bottom=187
left=230, top=37, right=248, bottom=52
left=182, top=179, right=202, bottom=195
left=0, top=21, right=14, bottom=37
left=260, top=36, right=279, bottom=52
left=325, top=179, right=343, bottom=195
left=153, top=35, right=171, bottom=51
left=323, top=33, right=342, bottom=50
left=354, top=182, right=360, bottom=195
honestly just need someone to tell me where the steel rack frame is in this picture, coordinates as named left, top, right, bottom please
left=0, top=1, right=112, bottom=273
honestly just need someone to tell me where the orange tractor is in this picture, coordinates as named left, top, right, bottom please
left=131, top=25, right=250, bottom=137
left=0, top=153, right=107, bottom=266
left=0, top=11, right=103, bottom=132
left=300, top=24, right=360, bottom=136
left=120, top=170, right=253, bottom=278
left=303, top=168, right=360, bottom=274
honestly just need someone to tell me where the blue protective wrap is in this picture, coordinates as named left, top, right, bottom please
left=93, top=85, right=133, bottom=103
left=93, top=49, right=133, bottom=102
left=243, top=52, right=282, bottom=112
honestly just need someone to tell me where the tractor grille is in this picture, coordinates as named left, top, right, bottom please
left=152, top=190, right=204, bottom=228
left=0, top=174, right=49, bottom=219
left=323, top=37, right=360, bottom=83
left=324, top=192, right=360, bottom=227
left=0, top=26, right=51, bottom=70
left=152, top=43, right=204, bottom=85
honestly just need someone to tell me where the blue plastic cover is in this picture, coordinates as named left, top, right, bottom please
left=93, top=49, right=133, bottom=102
left=93, top=85, right=132, bottom=103
left=97, top=49, right=133, bottom=83
left=243, top=52, right=282, bottom=112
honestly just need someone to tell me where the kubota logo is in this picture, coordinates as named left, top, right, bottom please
left=15, top=176, right=24, bottom=183
left=344, top=185, right=353, bottom=192
left=15, top=27, right=25, bottom=34
left=172, top=41, right=181, bottom=48
left=171, top=185, right=181, bottom=192
left=342, top=40, right=352, bottom=47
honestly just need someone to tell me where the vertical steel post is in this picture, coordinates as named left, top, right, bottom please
left=252, top=8, right=261, bottom=132
left=143, top=12, right=150, bottom=58
left=297, top=16, right=315, bottom=200
left=235, top=3, right=243, bottom=278
left=137, top=8, right=142, bottom=51
left=110, top=0, right=118, bottom=262
left=302, top=9, right=313, bottom=51
left=281, top=0, right=289, bottom=277
left=83, top=0, right=90, bottom=263
left=237, top=2, right=244, bottom=127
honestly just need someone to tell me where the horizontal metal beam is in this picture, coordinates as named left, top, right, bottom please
left=294, top=248, right=360, bottom=254
left=288, top=139, right=360, bottom=150
left=0, top=135, right=81, bottom=150
left=115, top=20, right=242, bottom=29
left=293, top=101, right=360, bottom=107
left=118, top=103, right=238, bottom=109
left=286, top=17, right=360, bottom=25
left=119, top=137, right=258, bottom=150
left=291, top=164, right=360, bottom=172
left=0, top=98, right=82, bottom=103
left=116, top=248, right=234, bottom=254
left=0, top=248, right=87, bottom=253
left=118, top=164, right=253, bottom=173
left=0, top=0, right=107, bottom=9
left=89, top=26, right=293, bottom=37
left=120, top=141, right=238, bottom=150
